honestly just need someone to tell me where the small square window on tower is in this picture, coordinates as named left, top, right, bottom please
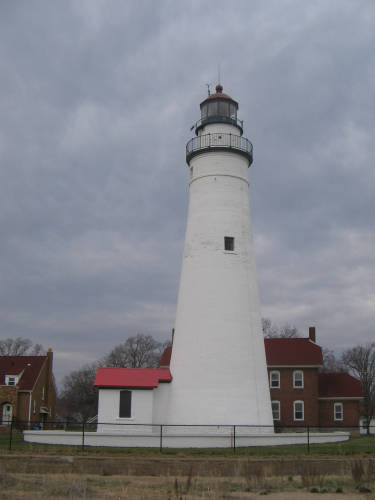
left=224, top=236, right=235, bottom=251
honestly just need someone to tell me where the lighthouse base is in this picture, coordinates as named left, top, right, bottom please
left=23, top=427, right=350, bottom=448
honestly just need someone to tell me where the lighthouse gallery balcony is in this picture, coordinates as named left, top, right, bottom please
left=186, top=132, right=253, bottom=166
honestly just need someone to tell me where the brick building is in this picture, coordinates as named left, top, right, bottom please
left=265, top=328, right=363, bottom=428
left=0, top=349, right=56, bottom=428
left=159, top=328, right=363, bottom=428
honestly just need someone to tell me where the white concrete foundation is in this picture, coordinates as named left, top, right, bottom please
left=23, top=429, right=350, bottom=448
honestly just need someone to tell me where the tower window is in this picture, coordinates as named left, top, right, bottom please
left=224, top=236, right=234, bottom=251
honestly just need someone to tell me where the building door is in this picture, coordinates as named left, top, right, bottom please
left=2, top=403, right=13, bottom=425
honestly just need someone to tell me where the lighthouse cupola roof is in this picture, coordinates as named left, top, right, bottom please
left=196, top=84, right=242, bottom=134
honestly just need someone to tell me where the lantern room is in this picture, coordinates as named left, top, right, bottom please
left=196, top=84, right=243, bottom=135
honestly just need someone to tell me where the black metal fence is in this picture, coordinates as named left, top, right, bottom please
left=1, top=420, right=374, bottom=453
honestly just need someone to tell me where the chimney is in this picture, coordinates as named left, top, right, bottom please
left=309, top=327, right=316, bottom=343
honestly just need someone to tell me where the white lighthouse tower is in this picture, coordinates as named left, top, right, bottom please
left=165, top=84, right=273, bottom=427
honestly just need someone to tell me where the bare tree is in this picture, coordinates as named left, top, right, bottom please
left=262, top=318, right=278, bottom=338
left=341, top=343, right=375, bottom=434
left=104, top=333, right=165, bottom=368
left=262, top=318, right=301, bottom=338
left=321, top=347, right=347, bottom=373
left=0, top=337, right=46, bottom=356
left=279, top=323, right=301, bottom=338
left=59, top=362, right=99, bottom=421
left=57, top=334, right=170, bottom=420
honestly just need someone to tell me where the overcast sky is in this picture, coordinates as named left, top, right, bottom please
left=1, top=1, right=374, bottom=385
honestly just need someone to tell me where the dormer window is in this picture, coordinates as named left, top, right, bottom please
left=5, top=375, right=18, bottom=386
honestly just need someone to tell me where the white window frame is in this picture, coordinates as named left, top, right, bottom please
left=271, top=400, right=280, bottom=421
left=270, top=370, right=280, bottom=389
left=5, top=375, right=18, bottom=386
left=294, top=400, right=304, bottom=421
left=2, top=403, right=13, bottom=425
left=334, top=402, right=343, bottom=422
left=293, top=370, right=304, bottom=389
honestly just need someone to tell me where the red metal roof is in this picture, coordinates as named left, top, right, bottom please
left=318, top=372, right=363, bottom=398
left=264, top=338, right=323, bottom=366
left=0, top=356, right=47, bottom=390
left=160, top=346, right=172, bottom=367
left=94, top=367, right=172, bottom=388
left=201, top=84, right=238, bottom=106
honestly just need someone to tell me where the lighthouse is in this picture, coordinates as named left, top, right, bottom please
left=165, top=84, right=273, bottom=427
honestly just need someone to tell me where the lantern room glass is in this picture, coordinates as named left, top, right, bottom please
left=201, top=100, right=237, bottom=121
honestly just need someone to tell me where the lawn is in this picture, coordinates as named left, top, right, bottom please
left=0, top=431, right=374, bottom=457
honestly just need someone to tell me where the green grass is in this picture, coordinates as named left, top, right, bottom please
left=1, top=431, right=374, bottom=457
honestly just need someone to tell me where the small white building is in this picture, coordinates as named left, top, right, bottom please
left=95, top=367, right=172, bottom=431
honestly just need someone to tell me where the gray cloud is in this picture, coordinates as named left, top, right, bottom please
left=0, top=0, right=374, bottom=383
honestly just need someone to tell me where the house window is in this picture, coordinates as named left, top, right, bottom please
left=293, top=370, right=304, bottom=389
left=294, top=400, right=304, bottom=421
left=119, top=390, right=132, bottom=418
left=5, top=375, right=18, bottom=386
left=2, top=403, right=13, bottom=425
left=270, top=371, right=280, bottom=389
left=334, top=402, right=343, bottom=422
left=224, top=236, right=235, bottom=251
left=271, top=401, right=280, bottom=421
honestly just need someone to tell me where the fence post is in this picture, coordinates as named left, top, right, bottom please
left=159, top=424, right=163, bottom=452
left=233, top=425, right=236, bottom=454
left=82, top=421, right=85, bottom=452
left=9, top=420, right=14, bottom=451
left=307, top=425, right=310, bottom=454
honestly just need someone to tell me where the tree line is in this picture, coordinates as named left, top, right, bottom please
left=1, top=322, right=374, bottom=429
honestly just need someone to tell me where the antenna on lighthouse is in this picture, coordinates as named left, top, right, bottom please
left=218, top=63, right=221, bottom=86
left=205, top=83, right=211, bottom=96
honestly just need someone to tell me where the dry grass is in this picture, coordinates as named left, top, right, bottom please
left=0, top=470, right=374, bottom=499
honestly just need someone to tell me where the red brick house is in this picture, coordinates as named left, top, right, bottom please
left=160, top=328, right=363, bottom=428
left=265, top=328, right=363, bottom=428
left=318, top=372, right=363, bottom=427
left=0, top=349, right=56, bottom=428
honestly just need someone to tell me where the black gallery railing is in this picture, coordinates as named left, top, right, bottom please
left=186, top=133, right=253, bottom=164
